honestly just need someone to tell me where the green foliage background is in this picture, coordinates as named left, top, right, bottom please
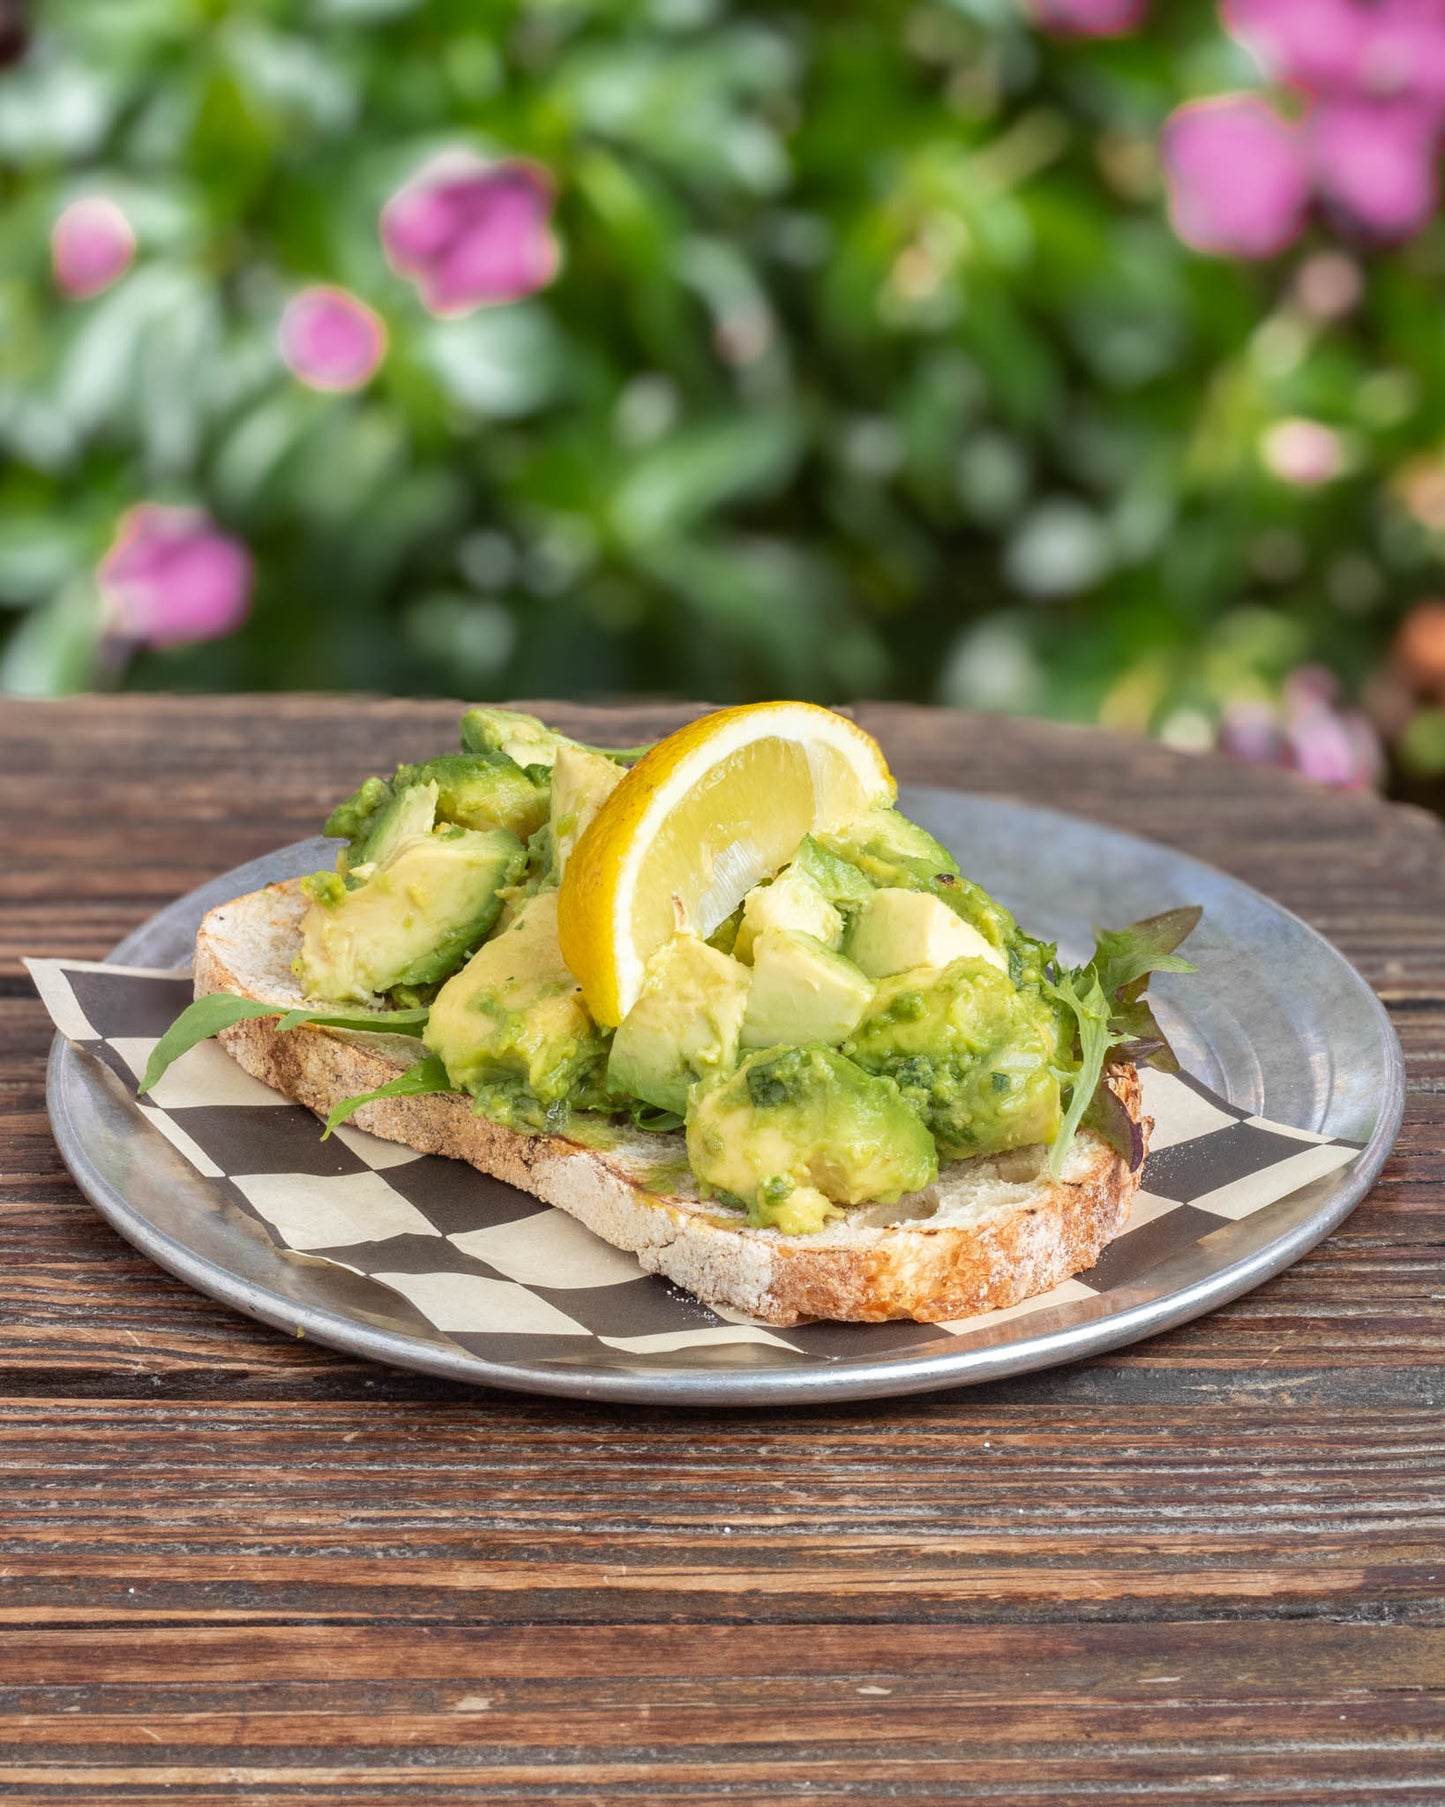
left=2, top=0, right=1441, bottom=731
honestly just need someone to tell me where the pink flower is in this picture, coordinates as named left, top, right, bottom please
left=1228, top=0, right=1445, bottom=106
left=1260, top=417, right=1346, bottom=485
left=1163, top=95, right=1311, bottom=257
left=1310, top=96, right=1441, bottom=235
left=1225, top=0, right=1369, bottom=94
left=1029, top=0, right=1147, bottom=34
left=1218, top=667, right=1384, bottom=790
left=381, top=155, right=559, bottom=316
left=98, top=506, right=253, bottom=648
left=279, top=286, right=387, bottom=392
left=1286, top=701, right=1384, bottom=786
left=51, top=196, right=135, bottom=299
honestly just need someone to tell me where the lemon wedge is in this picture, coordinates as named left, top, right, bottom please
left=558, top=702, right=895, bottom=1026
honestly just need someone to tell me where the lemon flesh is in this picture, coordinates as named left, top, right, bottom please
left=558, top=703, right=894, bottom=1026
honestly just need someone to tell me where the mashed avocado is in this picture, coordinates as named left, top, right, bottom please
left=686, top=1046, right=937, bottom=1233
left=846, top=958, right=1066, bottom=1160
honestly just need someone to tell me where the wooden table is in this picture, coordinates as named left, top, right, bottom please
left=4, top=695, right=1442, bottom=1805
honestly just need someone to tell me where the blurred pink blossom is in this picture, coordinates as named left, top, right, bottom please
left=1029, top=0, right=1147, bottom=35
left=1285, top=698, right=1385, bottom=785
left=1312, top=96, right=1441, bottom=234
left=1260, top=417, right=1346, bottom=484
left=1228, top=0, right=1445, bottom=106
left=98, top=506, right=253, bottom=648
left=381, top=155, right=559, bottom=316
left=279, top=286, right=387, bottom=392
left=1222, top=0, right=1445, bottom=242
left=51, top=196, right=134, bottom=299
left=1163, top=95, right=1311, bottom=257
left=1219, top=665, right=1384, bottom=790
left=1224, top=0, right=1369, bottom=94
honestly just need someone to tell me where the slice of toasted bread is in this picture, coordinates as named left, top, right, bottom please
left=191, top=880, right=1149, bottom=1325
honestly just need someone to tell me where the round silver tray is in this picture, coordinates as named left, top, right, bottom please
left=45, top=784, right=1404, bottom=1405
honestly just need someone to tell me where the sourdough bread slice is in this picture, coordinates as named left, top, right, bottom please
left=192, top=880, right=1149, bottom=1326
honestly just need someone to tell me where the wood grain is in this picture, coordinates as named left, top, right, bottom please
left=3, top=694, right=1442, bottom=1801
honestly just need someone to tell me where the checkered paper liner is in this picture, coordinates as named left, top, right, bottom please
left=31, top=959, right=1364, bottom=1373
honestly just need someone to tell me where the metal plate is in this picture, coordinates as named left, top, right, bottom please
left=44, top=785, right=1404, bottom=1405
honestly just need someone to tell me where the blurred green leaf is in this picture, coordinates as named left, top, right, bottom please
left=0, top=578, right=102, bottom=697
left=611, top=413, right=804, bottom=547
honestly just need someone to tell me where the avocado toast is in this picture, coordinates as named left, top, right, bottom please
left=147, top=704, right=1197, bottom=1326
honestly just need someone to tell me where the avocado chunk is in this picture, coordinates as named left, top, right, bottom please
left=848, top=888, right=1007, bottom=981
left=608, top=933, right=750, bottom=1114
left=324, top=776, right=437, bottom=874
left=734, top=868, right=843, bottom=963
left=395, top=753, right=549, bottom=841
left=819, top=808, right=1017, bottom=953
left=297, top=826, right=526, bottom=1004
left=549, top=744, right=624, bottom=882
left=788, top=834, right=875, bottom=907
left=846, top=959, right=1065, bottom=1161
left=324, top=773, right=393, bottom=850
left=423, top=890, right=608, bottom=1121
left=460, top=705, right=571, bottom=771
left=687, top=1046, right=937, bottom=1234
left=741, top=930, right=873, bottom=1049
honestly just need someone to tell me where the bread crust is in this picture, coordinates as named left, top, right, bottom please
left=192, top=881, right=1149, bottom=1325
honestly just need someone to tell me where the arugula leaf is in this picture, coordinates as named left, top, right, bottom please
left=1046, top=907, right=1201, bottom=1177
left=138, top=995, right=429, bottom=1095
left=274, top=1005, right=428, bottom=1035
left=1047, top=968, right=1117, bottom=1179
left=1091, top=906, right=1202, bottom=1002
left=322, top=1053, right=456, bottom=1137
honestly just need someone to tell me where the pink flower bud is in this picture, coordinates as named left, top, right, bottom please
left=1163, top=95, right=1311, bottom=258
left=381, top=154, right=559, bottom=316
left=1028, top=0, right=1147, bottom=35
left=98, top=506, right=253, bottom=648
left=279, top=286, right=387, bottom=392
left=51, top=196, right=135, bottom=299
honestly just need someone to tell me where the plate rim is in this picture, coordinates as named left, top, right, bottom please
left=43, top=787, right=1406, bottom=1406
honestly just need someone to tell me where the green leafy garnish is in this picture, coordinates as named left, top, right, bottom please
left=1045, top=906, right=1202, bottom=1178
left=138, top=996, right=429, bottom=1095
left=322, top=1053, right=456, bottom=1137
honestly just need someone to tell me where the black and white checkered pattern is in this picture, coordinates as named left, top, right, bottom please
left=31, top=960, right=1364, bottom=1373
